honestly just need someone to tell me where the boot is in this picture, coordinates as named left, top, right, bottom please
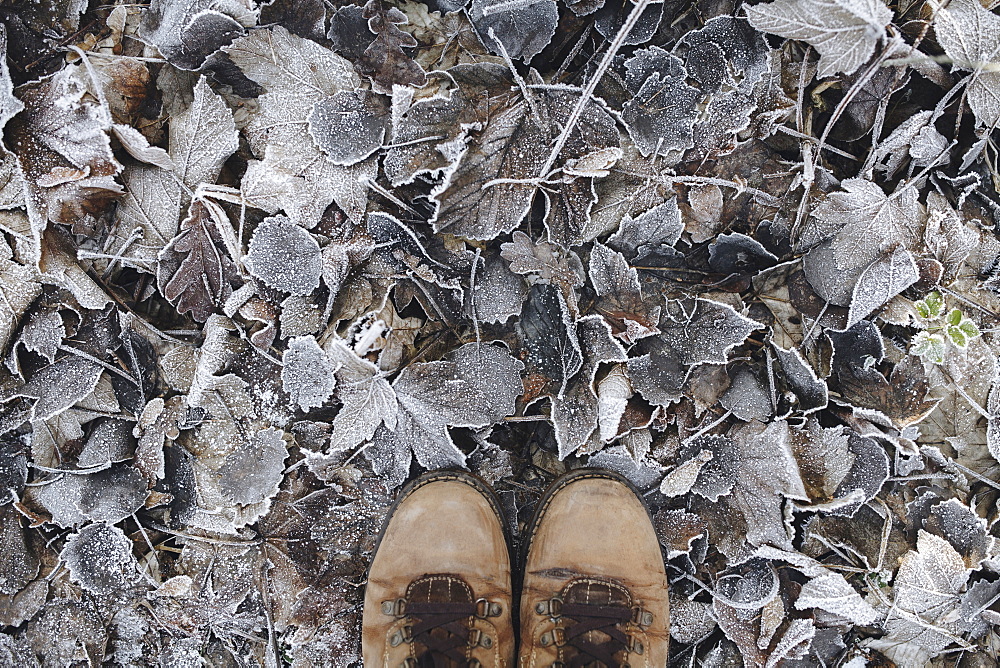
left=363, top=470, right=516, bottom=667
left=518, top=469, right=669, bottom=668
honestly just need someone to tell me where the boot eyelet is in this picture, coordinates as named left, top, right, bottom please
left=468, top=628, right=482, bottom=647
left=382, top=598, right=407, bottom=617
left=482, top=635, right=492, bottom=648
left=475, top=598, right=495, bottom=618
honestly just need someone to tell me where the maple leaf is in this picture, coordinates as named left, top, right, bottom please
left=812, top=179, right=920, bottom=269
left=226, top=26, right=369, bottom=227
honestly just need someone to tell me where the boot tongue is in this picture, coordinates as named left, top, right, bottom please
left=407, top=574, right=474, bottom=605
left=563, top=578, right=632, bottom=608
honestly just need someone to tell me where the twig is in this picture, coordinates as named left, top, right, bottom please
left=536, top=0, right=653, bottom=179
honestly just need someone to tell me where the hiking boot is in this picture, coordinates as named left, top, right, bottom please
left=363, top=470, right=515, bottom=667
left=518, top=469, right=669, bottom=668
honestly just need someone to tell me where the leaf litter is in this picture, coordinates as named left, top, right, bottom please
left=3, top=0, right=1000, bottom=665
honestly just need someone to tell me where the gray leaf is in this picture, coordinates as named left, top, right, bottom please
left=607, top=197, right=683, bottom=261
left=470, top=0, right=558, bottom=62
left=326, top=339, right=398, bottom=452
left=622, top=51, right=699, bottom=157
left=282, top=336, right=337, bottom=411
left=469, top=251, right=528, bottom=324
left=218, top=427, right=288, bottom=505
left=517, top=283, right=583, bottom=399
left=846, top=245, right=918, bottom=328
left=61, top=522, right=140, bottom=594
left=246, top=216, right=323, bottom=295
left=308, top=91, right=388, bottom=166
left=746, top=0, right=892, bottom=77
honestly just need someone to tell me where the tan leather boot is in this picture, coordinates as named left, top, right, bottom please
left=362, top=470, right=515, bottom=667
left=518, top=469, right=669, bottom=668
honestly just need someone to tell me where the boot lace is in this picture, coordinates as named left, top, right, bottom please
left=406, top=599, right=479, bottom=667
left=555, top=600, right=634, bottom=668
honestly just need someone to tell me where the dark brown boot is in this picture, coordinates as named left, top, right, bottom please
left=363, top=471, right=515, bottom=667
left=518, top=469, right=669, bottom=668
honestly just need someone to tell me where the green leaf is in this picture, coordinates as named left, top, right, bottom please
left=915, top=300, right=931, bottom=319
left=946, top=324, right=968, bottom=348
left=925, top=291, right=944, bottom=318
left=946, top=308, right=963, bottom=327
left=912, top=331, right=946, bottom=364
left=959, top=318, right=980, bottom=339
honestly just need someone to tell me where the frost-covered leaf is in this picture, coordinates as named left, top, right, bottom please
left=357, top=0, right=427, bottom=93
left=16, top=357, right=103, bottom=421
left=390, top=343, right=522, bottom=468
left=218, top=427, right=288, bottom=505
left=551, top=316, right=627, bottom=458
left=847, top=246, right=919, bottom=328
left=880, top=530, right=970, bottom=661
left=384, top=63, right=513, bottom=187
left=630, top=298, right=761, bottom=404
left=308, top=91, right=388, bottom=166
left=588, top=242, right=659, bottom=342
left=701, top=421, right=809, bottom=560
left=470, top=0, right=558, bottom=62
left=282, top=336, right=336, bottom=411
left=431, top=86, right=618, bottom=240
left=597, top=364, right=631, bottom=443
left=61, top=522, right=140, bottom=594
left=924, top=193, right=977, bottom=282
left=814, top=179, right=921, bottom=270
left=775, top=346, right=828, bottom=414
left=804, top=180, right=922, bottom=305
left=607, top=197, right=682, bottom=261
left=0, top=259, right=41, bottom=355
left=326, top=339, right=398, bottom=452
left=6, top=65, right=122, bottom=254
left=171, top=76, right=239, bottom=190
left=517, top=283, right=583, bottom=400
left=157, top=198, right=239, bottom=322
left=0, top=26, right=23, bottom=138
left=111, top=77, right=236, bottom=270
left=246, top=216, right=322, bottom=295
left=720, top=368, right=773, bottom=421
left=678, top=435, right=738, bottom=502
left=501, top=231, right=585, bottom=289
left=746, top=0, right=892, bottom=77
left=621, top=49, right=699, bottom=157
left=795, top=573, right=878, bottom=625
left=139, top=0, right=256, bottom=70
left=226, top=26, right=367, bottom=227
left=924, top=498, right=993, bottom=569
left=469, top=250, right=527, bottom=324
left=932, top=0, right=1000, bottom=127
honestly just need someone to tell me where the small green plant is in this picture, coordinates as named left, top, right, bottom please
left=911, top=291, right=981, bottom=364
